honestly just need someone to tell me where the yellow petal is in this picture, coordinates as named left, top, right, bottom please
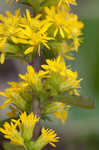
left=24, top=47, right=34, bottom=55
left=54, top=28, right=58, bottom=37
left=59, top=27, right=64, bottom=38
left=0, top=53, right=5, bottom=64
left=0, top=99, right=12, bottom=109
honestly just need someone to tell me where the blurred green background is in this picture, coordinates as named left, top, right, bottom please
left=0, top=0, right=99, bottom=149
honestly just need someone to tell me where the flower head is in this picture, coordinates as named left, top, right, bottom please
left=0, top=81, right=32, bottom=111
left=0, top=112, right=39, bottom=145
left=44, top=6, right=83, bottom=40
left=41, top=128, right=59, bottom=147
left=42, top=102, right=70, bottom=124
left=35, top=127, right=60, bottom=149
left=19, top=112, right=40, bottom=141
left=12, top=27, right=54, bottom=55
left=0, top=9, right=21, bottom=63
left=42, top=56, right=81, bottom=95
left=41, top=55, right=66, bottom=76
left=0, top=112, right=59, bottom=149
left=19, top=65, right=46, bottom=92
left=0, top=121, right=24, bottom=146
left=0, top=8, right=54, bottom=63
left=11, top=9, right=54, bottom=56
left=20, top=9, right=42, bottom=31
left=54, top=102, right=70, bottom=124
left=0, top=9, right=21, bottom=48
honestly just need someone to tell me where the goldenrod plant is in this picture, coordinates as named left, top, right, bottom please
left=0, top=0, right=95, bottom=150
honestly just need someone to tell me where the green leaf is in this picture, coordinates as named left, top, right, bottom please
left=40, top=0, right=58, bottom=8
left=2, top=43, right=20, bottom=54
left=51, top=95, right=95, bottom=109
left=17, top=0, right=44, bottom=14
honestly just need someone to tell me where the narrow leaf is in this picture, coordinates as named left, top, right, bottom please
left=51, top=95, right=95, bottom=109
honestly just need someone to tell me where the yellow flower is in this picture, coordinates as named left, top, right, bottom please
left=11, top=9, right=54, bottom=55
left=41, top=128, right=59, bottom=147
left=20, top=112, right=39, bottom=129
left=19, top=112, right=40, bottom=141
left=0, top=121, right=24, bottom=146
left=58, top=41, right=76, bottom=59
left=0, top=112, right=39, bottom=145
left=44, top=6, right=83, bottom=39
left=66, top=69, right=82, bottom=96
left=19, top=65, right=46, bottom=91
left=41, top=56, right=81, bottom=95
left=53, top=102, right=70, bottom=124
left=20, top=9, right=42, bottom=31
left=41, top=56, right=66, bottom=76
left=44, top=6, right=67, bottom=38
left=12, top=26, right=54, bottom=55
left=54, top=110, right=67, bottom=124
left=0, top=81, right=30, bottom=111
left=42, top=101, right=70, bottom=124
left=0, top=9, right=21, bottom=48
left=36, top=127, right=60, bottom=148
left=0, top=112, right=59, bottom=149
left=0, top=9, right=21, bottom=63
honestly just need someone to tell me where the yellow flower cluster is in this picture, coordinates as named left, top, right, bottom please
left=19, top=112, right=40, bottom=141
left=12, top=10, right=54, bottom=55
left=0, top=9, right=53, bottom=63
left=0, top=119, right=24, bottom=146
left=0, top=112, right=59, bottom=149
left=37, top=127, right=60, bottom=147
left=54, top=102, right=70, bottom=124
left=0, top=0, right=83, bottom=63
left=0, top=56, right=81, bottom=122
left=42, top=56, right=81, bottom=96
left=0, top=1, right=86, bottom=149
left=42, top=101, right=70, bottom=124
left=0, top=81, right=32, bottom=113
left=19, top=65, right=46, bottom=91
left=0, top=9, right=21, bottom=63
left=44, top=6, right=83, bottom=39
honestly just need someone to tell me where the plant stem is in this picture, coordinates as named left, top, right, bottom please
left=32, top=99, right=41, bottom=139
left=29, top=53, right=41, bottom=139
